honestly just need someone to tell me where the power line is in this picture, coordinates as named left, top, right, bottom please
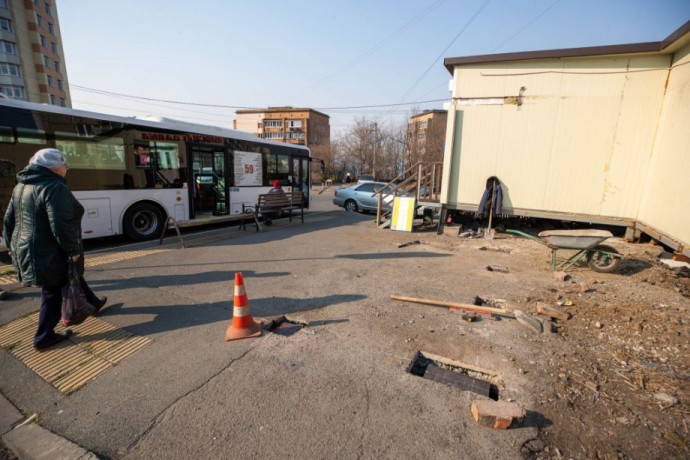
left=303, top=0, right=448, bottom=93
left=396, top=0, right=492, bottom=105
left=72, top=85, right=259, bottom=109
left=490, top=0, right=562, bottom=53
left=376, top=0, right=492, bottom=124
left=71, top=84, right=447, bottom=110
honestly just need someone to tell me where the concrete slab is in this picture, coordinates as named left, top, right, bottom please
left=2, top=423, right=97, bottom=460
left=0, top=394, right=22, bottom=435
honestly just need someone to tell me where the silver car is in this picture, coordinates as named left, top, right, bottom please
left=333, top=181, right=394, bottom=213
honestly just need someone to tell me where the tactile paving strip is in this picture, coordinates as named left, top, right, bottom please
left=84, top=249, right=169, bottom=268
left=0, top=313, right=151, bottom=394
left=0, top=248, right=169, bottom=285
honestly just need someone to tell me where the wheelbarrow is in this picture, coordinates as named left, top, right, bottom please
left=506, top=229, right=622, bottom=273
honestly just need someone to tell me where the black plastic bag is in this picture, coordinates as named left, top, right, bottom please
left=60, top=259, right=96, bottom=327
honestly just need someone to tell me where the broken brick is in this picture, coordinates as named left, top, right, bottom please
left=471, top=400, right=526, bottom=429
left=535, top=302, right=570, bottom=321
left=553, top=271, right=570, bottom=281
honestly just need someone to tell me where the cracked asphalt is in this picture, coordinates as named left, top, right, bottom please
left=0, top=192, right=538, bottom=459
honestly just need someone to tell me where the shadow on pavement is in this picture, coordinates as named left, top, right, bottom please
left=336, top=252, right=450, bottom=260
left=91, top=294, right=365, bottom=337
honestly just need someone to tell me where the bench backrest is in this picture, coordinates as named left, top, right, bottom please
left=258, top=191, right=304, bottom=208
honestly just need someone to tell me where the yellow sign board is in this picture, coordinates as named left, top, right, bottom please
left=391, top=197, right=415, bottom=232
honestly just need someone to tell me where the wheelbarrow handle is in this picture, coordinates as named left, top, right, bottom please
left=505, top=229, right=549, bottom=246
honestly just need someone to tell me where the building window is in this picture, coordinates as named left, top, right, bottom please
left=0, top=0, right=7, bottom=9
left=51, top=42, right=57, bottom=54
left=36, top=13, right=43, bottom=27
left=264, top=119, right=283, bottom=128
left=45, top=3, right=52, bottom=16
left=263, top=132, right=283, bottom=139
left=0, top=40, right=17, bottom=55
left=60, top=97, right=65, bottom=107
left=48, top=23, right=54, bottom=34
left=286, top=132, right=305, bottom=141
left=0, top=85, right=25, bottom=99
left=0, top=63, right=17, bottom=75
left=57, top=79, right=62, bottom=90
left=287, top=120, right=302, bottom=129
left=43, top=55, right=50, bottom=66
left=33, top=0, right=40, bottom=5
left=0, top=17, right=10, bottom=32
left=50, top=94, right=56, bottom=104
left=0, top=63, right=21, bottom=76
left=54, top=61, right=60, bottom=72
left=46, top=75, right=53, bottom=87
left=40, top=35, right=47, bottom=47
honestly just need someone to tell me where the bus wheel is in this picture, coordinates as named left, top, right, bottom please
left=123, top=203, right=165, bottom=241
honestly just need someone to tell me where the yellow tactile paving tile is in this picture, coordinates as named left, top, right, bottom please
left=0, top=248, right=169, bottom=285
left=0, top=317, right=34, bottom=345
left=0, top=275, right=17, bottom=285
left=85, top=249, right=169, bottom=268
left=0, top=313, right=151, bottom=394
left=101, top=336, right=151, bottom=364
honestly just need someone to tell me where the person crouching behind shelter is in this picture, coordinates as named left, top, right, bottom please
left=263, top=179, right=285, bottom=226
left=3, top=149, right=107, bottom=351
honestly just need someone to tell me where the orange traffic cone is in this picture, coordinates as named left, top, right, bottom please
left=225, top=272, right=262, bottom=341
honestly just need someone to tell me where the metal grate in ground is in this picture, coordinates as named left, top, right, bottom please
left=0, top=313, right=151, bottom=394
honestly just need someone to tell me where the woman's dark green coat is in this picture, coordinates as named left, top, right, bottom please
left=3, top=164, right=84, bottom=287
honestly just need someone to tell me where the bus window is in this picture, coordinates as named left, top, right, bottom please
left=17, top=128, right=46, bottom=145
left=57, top=133, right=125, bottom=170
left=0, top=126, right=13, bottom=143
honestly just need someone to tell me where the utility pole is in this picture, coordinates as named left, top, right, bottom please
left=372, top=122, right=377, bottom=180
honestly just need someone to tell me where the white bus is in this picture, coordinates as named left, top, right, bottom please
left=0, top=98, right=314, bottom=241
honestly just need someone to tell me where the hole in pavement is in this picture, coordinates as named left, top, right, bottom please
left=266, top=316, right=307, bottom=337
left=408, top=351, right=499, bottom=400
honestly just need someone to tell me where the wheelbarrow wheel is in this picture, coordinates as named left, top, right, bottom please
left=587, top=245, right=620, bottom=273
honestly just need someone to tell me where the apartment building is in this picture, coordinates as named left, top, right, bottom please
left=407, top=109, right=447, bottom=164
left=0, top=0, right=70, bottom=106
left=234, top=106, right=330, bottom=152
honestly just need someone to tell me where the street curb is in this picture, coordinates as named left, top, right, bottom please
left=2, top=423, right=98, bottom=460
left=0, top=393, right=22, bottom=436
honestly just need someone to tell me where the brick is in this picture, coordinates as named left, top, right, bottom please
left=471, top=400, right=526, bottom=429
left=535, top=302, right=569, bottom=321
left=553, top=271, right=570, bottom=281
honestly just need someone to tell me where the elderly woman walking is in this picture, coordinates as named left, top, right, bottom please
left=3, top=148, right=106, bottom=350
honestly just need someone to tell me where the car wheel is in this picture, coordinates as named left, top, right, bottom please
left=344, top=200, right=358, bottom=212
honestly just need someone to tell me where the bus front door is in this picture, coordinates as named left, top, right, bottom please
left=293, top=157, right=310, bottom=207
left=191, top=148, right=227, bottom=217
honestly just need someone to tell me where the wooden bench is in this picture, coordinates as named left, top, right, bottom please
left=244, top=191, right=305, bottom=224
left=159, top=211, right=261, bottom=248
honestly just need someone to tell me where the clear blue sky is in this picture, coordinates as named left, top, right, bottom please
left=57, top=0, right=690, bottom=136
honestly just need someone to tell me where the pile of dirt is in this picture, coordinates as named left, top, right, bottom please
left=426, top=225, right=689, bottom=459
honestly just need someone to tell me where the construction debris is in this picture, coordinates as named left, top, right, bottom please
left=486, top=265, right=510, bottom=273
left=398, top=240, right=421, bottom=248
left=471, top=400, right=526, bottom=429
left=554, top=271, right=570, bottom=281
left=535, top=302, right=570, bottom=321
left=514, top=310, right=543, bottom=333
left=391, top=295, right=513, bottom=318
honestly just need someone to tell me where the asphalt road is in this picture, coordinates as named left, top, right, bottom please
left=0, top=191, right=537, bottom=459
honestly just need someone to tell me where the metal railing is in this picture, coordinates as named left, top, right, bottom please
left=374, top=161, right=443, bottom=226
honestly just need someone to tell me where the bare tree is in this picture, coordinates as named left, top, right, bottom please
left=328, top=112, right=444, bottom=183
